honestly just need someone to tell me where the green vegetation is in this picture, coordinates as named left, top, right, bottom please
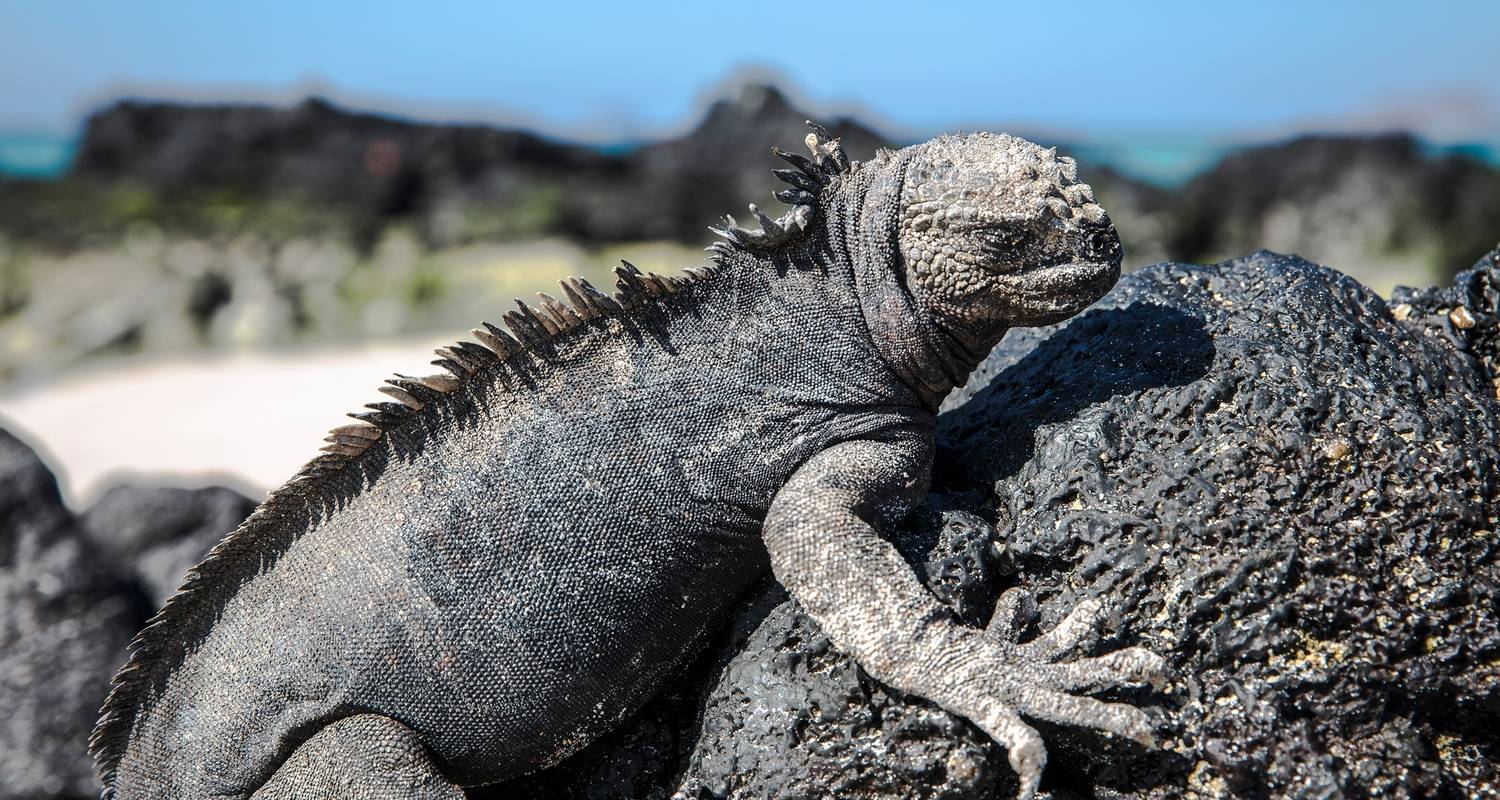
left=0, top=180, right=362, bottom=250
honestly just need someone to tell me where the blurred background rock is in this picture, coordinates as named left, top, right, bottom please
left=4, top=83, right=1499, bottom=389
left=0, top=1, right=1497, bottom=498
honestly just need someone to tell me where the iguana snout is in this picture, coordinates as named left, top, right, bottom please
left=897, top=132, right=1122, bottom=328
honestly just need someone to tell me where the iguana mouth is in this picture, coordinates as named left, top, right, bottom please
left=1017, top=258, right=1118, bottom=283
left=995, top=258, right=1121, bottom=322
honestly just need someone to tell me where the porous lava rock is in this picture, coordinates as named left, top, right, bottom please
left=80, top=484, right=255, bottom=605
left=492, top=251, right=1499, bottom=799
left=0, top=427, right=149, bottom=800
left=1389, top=242, right=1500, bottom=402
left=935, top=251, right=1499, bottom=797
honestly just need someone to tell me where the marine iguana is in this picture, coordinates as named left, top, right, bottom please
left=92, top=124, right=1165, bottom=800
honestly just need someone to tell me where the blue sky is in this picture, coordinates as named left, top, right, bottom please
left=1, top=0, right=1497, bottom=142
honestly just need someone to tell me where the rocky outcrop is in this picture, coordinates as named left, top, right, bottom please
left=0, top=428, right=147, bottom=799
left=50, top=86, right=884, bottom=248
left=0, top=432, right=252, bottom=799
left=489, top=251, right=1500, bottom=799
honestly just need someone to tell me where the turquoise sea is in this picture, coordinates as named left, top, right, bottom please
left=0, top=133, right=78, bottom=179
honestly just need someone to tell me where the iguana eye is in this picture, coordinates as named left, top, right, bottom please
left=978, top=227, right=1032, bottom=263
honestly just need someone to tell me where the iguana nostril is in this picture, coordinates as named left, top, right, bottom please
left=1084, top=228, right=1119, bottom=261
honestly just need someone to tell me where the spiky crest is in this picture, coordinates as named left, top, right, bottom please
left=90, top=257, right=719, bottom=797
left=708, top=119, right=853, bottom=251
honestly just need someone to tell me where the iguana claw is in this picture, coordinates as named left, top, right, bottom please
left=967, top=590, right=1169, bottom=798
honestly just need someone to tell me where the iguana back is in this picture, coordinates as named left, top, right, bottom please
left=94, top=205, right=925, bottom=797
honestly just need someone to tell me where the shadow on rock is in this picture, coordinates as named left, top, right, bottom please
left=937, top=302, right=1216, bottom=490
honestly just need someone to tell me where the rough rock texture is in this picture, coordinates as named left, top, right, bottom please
left=1390, top=242, right=1500, bottom=401
left=936, top=251, right=1499, bottom=797
left=0, top=427, right=148, bottom=800
left=80, top=485, right=255, bottom=605
left=489, top=252, right=1500, bottom=799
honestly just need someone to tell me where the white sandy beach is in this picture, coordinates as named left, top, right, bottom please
left=0, top=339, right=463, bottom=507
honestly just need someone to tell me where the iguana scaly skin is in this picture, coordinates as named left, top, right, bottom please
left=93, top=124, right=1164, bottom=800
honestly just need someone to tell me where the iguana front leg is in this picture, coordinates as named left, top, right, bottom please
left=765, top=438, right=1167, bottom=800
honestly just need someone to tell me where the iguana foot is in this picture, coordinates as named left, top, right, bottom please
left=947, top=589, right=1168, bottom=800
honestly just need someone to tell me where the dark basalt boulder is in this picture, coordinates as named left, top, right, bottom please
left=0, top=427, right=149, bottom=800
left=80, top=484, right=256, bottom=606
left=934, top=250, right=1498, bottom=797
left=493, top=251, right=1499, bottom=799
left=1389, top=243, right=1500, bottom=401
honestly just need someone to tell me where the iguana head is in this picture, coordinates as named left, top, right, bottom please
left=715, top=123, right=1121, bottom=395
left=896, top=132, right=1122, bottom=329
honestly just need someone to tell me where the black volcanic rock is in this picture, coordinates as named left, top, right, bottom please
left=0, top=427, right=149, bottom=800
left=1158, top=135, right=1500, bottom=281
left=80, top=484, right=255, bottom=606
left=1390, top=242, right=1500, bottom=397
left=936, top=252, right=1499, bottom=797
left=489, top=252, right=1499, bottom=799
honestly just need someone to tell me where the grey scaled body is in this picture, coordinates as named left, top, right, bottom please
left=94, top=125, right=1164, bottom=800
